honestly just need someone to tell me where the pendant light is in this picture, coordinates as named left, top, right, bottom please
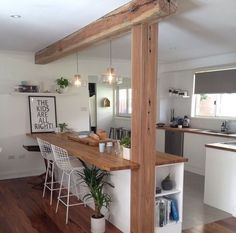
left=74, top=53, right=86, bottom=87
left=101, top=40, right=122, bottom=85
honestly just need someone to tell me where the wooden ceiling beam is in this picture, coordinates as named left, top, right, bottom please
left=35, top=0, right=177, bottom=64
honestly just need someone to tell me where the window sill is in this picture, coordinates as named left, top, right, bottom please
left=114, top=116, right=131, bottom=121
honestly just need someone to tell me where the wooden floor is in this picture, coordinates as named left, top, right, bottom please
left=0, top=177, right=236, bottom=233
left=0, top=176, right=121, bottom=233
left=182, top=217, right=236, bottom=233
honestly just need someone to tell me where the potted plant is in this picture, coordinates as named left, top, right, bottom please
left=56, top=77, right=70, bottom=93
left=78, top=160, right=114, bottom=233
left=58, top=123, right=68, bottom=132
left=120, top=136, right=131, bottom=160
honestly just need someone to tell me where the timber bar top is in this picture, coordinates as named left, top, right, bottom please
left=27, top=132, right=139, bottom=171
left=27, top=132, right=188, bottom=170
left=156, top=151, right=188, bottom=166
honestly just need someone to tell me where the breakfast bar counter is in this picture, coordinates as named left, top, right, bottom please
left=27, top=132, right=139, bottom=171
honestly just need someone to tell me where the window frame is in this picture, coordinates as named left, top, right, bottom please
left=115, top=86, right=132, bottom=118
left=192, top=93, right=236, bottom=119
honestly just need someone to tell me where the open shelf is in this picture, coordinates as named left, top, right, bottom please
left=155, top=189, right=181, bottom=198
left=10, top=92, right=79, bottom=96
left=155, top=221, right=182, bottom=233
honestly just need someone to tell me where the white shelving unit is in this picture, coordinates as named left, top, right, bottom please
left=155, top=163, right=184, bottom=233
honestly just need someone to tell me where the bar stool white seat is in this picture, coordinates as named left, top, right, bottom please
left=37, top=138, right=58, bottom=205
left=51, top=144, right=86, bottom=224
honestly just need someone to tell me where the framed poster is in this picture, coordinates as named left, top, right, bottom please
left=28, top=96, right=57, bottom=133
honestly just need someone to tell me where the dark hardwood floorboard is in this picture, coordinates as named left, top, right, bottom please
left=183, top=217, right=236, bottom=233
left=0, top=177, right=122, bottom=233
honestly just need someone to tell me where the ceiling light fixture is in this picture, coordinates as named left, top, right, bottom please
left=74, top=53, right=86, bottom=87
left=101, top=40, right=122, bottom=85
left=10, top=15, right=21, bottom=18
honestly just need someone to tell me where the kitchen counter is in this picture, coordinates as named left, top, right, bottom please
left=204, top=143, right=236, bottom=215
left=27, top=132, right=188, bottom=170
left=27, top=132, right=139, bottom=171
left=205, top=142, right=236, bottom=152
left=157, top=126, right=236, bottom=138
left=156, top=151, right=188, bottom=166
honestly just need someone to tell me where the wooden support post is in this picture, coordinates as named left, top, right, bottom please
left=131, top=23, right=158, bottom=233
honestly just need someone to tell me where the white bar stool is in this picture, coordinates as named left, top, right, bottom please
left=37, top=138, right=58, bottom=205
left=51, top=144, right=86, bottom=224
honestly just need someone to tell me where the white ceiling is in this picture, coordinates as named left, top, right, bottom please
left=1, top=0, right=236, bottom=63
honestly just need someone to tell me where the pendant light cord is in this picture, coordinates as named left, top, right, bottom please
left=76, top=52, right=79, bottom=73
left=109, top=40, right=112, bottom=68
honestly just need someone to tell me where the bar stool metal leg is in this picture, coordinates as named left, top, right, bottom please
left=43, top=160, right=50, bottom=198
left=56, top=171, right=64, bottom=213
left=50, top=162, right=54, bottom=205
left=66, top=173, right=71, bottom=224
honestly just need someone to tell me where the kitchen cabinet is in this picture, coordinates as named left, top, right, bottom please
left=204, top=147, right=236, bottom=215
left=183, top=133, right=230, bottom=176
left=157, top=128, right=232, bottom=176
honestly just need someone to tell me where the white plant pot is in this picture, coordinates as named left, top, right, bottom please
left=57, top=86, right=68, bottom=94
left=122, top=146, right=131, bottom=160
left=91, top=216, right=105, bottom=233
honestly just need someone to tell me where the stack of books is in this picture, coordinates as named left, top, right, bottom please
left=155, top=197, right=179, bottom=227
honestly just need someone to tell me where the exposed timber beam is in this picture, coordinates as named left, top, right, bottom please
left=131, top=22, right=158, bottom=233
left=35, top=0, right=177, bottom=64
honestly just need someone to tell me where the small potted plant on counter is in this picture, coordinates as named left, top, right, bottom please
left=120, top=136, right=131, bottom=160
left=56, top=77, right=70, bottom=93
left=58, top=123, right=68, bottom=133
left=78, top=160, right=114, bottom=233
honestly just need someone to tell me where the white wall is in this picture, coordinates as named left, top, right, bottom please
left=96, top=84, right=114, bottom=132
left=0, top=50, right=130, bottom=179
left=157, top=52, right=236, bottom=131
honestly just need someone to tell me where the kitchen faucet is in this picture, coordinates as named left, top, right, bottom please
left=221, top=120, right=229, bottom=132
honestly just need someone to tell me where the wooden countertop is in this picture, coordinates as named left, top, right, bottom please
left=205, top=142, right=236, bottom=153
left=157, top=126, right=236, bottom=138
left=27, top=132, right=188, bottom=170
left=27, top=132, right=139, bottom=171
left=156, top=151, right=188, bottom=166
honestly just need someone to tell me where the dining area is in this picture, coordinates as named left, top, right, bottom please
left=23, top=131, right=138, bottom=233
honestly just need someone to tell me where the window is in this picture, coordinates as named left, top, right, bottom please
left=193, top=69, right=236, bottom=118
left=194, top=93, right=236, bottom=118
left=116, top=87, right=132, bottom=117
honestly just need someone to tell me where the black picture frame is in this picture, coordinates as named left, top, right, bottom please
left=28, top=96, right=57, bottom=134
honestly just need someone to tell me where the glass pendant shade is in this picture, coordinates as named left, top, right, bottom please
left=101, top=40, right=122, bottom=85
left=74, top=74, right=82, bottom=87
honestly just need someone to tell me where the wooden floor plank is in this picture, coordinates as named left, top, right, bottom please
left=183, top=218, right=236, bottom=233
left=0, top=177, right=121, bottom=233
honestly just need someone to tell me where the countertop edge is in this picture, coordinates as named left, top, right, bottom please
left=157, top=126, right=236, bottom=138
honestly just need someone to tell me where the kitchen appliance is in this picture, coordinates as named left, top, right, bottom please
left=183, top=115, right=190, bottom=128
left=165, top=130, right=184, bottom=156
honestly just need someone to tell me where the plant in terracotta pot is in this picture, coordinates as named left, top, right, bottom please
left=56, top=77, right=70, bottom=93
left=120, top=136, right=131, bottom=160
left=161, top=174, right=173, bottom=191
left=78, top=160, right=114, bottom=233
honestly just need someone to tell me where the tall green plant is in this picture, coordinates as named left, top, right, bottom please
left=78, top=160, right=114, bottom=218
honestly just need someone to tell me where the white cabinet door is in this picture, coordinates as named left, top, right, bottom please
left=204, top=148, right=236, bottom=215
left=156, top=129, right=165, bottom=152
left=184, top=133, right=230, bottom=176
